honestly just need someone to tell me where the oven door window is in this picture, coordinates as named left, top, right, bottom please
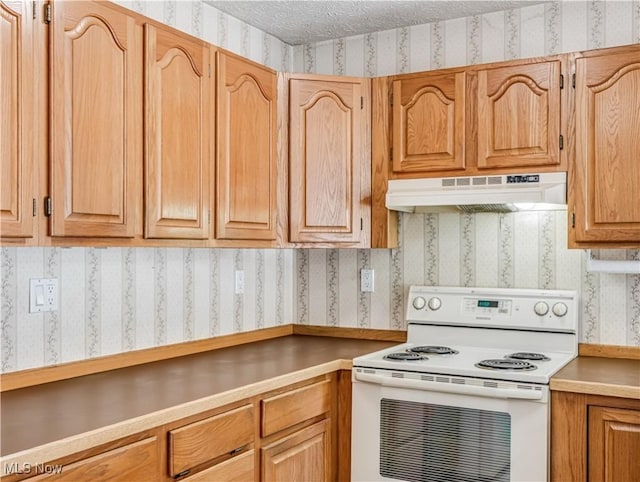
left=380, top=398, right=511, bottom=482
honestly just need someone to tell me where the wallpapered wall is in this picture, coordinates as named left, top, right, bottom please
left=2, top=1, right=640, bottom=374
left=0, top=0, right=297, bottom=374
left=292, top=0, right=640, bottom=347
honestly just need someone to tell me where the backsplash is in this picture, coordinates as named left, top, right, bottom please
left=296, top=212, right=640, bottom=347
left=1, top=248, right=294, bottom=373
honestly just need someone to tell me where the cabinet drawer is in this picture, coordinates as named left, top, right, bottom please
left=261, top=380, right=331, bottom=437
left=29, top=437, right=159, bottom=481
left=169, top=404, right=254, bottom=476
left=184, top=450, right=254, bottom=482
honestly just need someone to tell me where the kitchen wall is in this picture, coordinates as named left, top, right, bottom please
left=1, top=248, right=295, bottom=373
left=0, top=0, right=298, bottom=375
left=292, top=0, right=640, bottom=347
left=2, top=1, right=640, bottom=374
left=113, top=0, right=293, bottom=72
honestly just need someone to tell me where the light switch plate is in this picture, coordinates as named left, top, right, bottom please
left=235, top=270, right=245, bottom=294
left=361, top=269, right=375, bottom=292
left=29, top=278, right=59, bottom=313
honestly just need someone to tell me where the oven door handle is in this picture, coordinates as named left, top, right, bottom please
left=354, top=372, right=544, bottom=400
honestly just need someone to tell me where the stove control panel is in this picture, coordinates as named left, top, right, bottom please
left=406, top=286, right=578, bottom=334
left=463, top=297, right=512, bottom=315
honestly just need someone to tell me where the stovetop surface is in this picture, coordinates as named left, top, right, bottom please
left=353, top=342, right=575, bottom=384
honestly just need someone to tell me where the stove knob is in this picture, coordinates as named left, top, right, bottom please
left=427, top=297, right=442, bottom=311
left=534, top=301, right=549, bottom=316
left=412, top=296, right=426, bottom=310
left=552, top=302, right=568, bottom=317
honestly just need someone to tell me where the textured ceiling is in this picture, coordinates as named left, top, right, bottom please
left=205, top=1, right=546, bottom=45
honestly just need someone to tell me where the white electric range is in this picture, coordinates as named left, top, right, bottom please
left=351, top=285, right=579, bottom=482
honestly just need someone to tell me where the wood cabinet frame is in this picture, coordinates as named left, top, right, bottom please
left=551, top=391, right=640, bottom=482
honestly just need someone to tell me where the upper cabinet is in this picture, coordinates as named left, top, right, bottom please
left=383, top=56, right=567, bottom=180
left=391, top=71, right=466, bottom=174
left=570, top=45, right=640, bottom=247
left=477, top=60, right=561, bottom=170
left=1, top=0, right=35, bottom=239
left=49, top=1, right=142, bottom=237
left=216, top=51, right=277, bottom=242
left=288, top=74, right=371, bottom=246
left=144, top=24, right=213, bottom=239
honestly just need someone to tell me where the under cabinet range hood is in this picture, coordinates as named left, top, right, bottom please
left=386, top=172, right=567, bottom=213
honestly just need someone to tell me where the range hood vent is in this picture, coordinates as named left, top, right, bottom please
left=386, top=172, right=567, bottom=213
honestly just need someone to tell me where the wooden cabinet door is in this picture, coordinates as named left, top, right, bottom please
left=144, top=24, right=212, bottom=239
left=1, top=0, right=34, bottom=238
left=49, top=1, right=141, bottom=237
left=573, top=48, right=640, bottom=244
left=289, top=76, right=369, bottom=244
left=261, top=420, right=330, bottom=482
left=477, top=60, right=561, bottom=169
left=392, top=71, right=466, bottom=173
left=29, top=437, right=160, bottom=481
left=588, top=406, right=640, bottom=482
left=216, top=51, right=276, bottom=241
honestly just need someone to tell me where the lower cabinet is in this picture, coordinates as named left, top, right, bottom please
left=4, top=434, right=162, bottom=481
left=261, top=420, right=330, bottom=482
left=551, top=391, right=640, bottom=482
left=588, top=406, right=640, bottom=482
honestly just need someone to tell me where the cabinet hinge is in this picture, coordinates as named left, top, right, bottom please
left=559, top=135, right=564, bottom=150
left=361, top=96, right=364, bottom=109
left=208, top=209, right=211, bottom=225
left=389, top=148, right=393, bottom=160
left=44, top=196, right=52, bottom=217
left=360, top=218, right=363, bottom=231
left=572, top=73, right=576, bottom=89
left=32, top=1, right=37, bottom=20
left=32, top=198, right=37, bottom=217
left=571, top=212, right=575, bottom=228
left=208, top=64, right=212, bottom=78
left=173, top=469, right=190, bottom=479
left=44, top=3, right=51, bottom=24
left=560, top=74, right=564, bottom=89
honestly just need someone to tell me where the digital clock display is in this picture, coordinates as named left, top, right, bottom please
left=477, top=300, right=499, bottom=308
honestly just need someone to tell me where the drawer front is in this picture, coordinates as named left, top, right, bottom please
left=30, top=437, right=159, bottom=481
left=169, top=404, right=254, bottom=476
left=261, top=380, right=331, bottom=437
left=185, top=450, right=255, bottom=482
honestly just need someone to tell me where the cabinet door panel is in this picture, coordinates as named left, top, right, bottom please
left=589, top=406, right=640, bottom=482
left=478, top=61, right=561, bottom=169
left=217, top=52, right=276, bottom=240
left=289, top=77, right=367, bottom=243
left=392, top=72, right=465, bottom=173
left=145, top=25, right=211, bottom=239
left=262, top=420, right=330, bottom=482
left=573, top=49, right=640, bottom=243
left=1, top=0, right=34, bottom=238
left=50, top=1, right=141, bottom=237
left=30, top=437, right=159, bottom=481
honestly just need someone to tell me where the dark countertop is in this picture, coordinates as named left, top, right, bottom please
left=0, top=335, right=394, bottom=461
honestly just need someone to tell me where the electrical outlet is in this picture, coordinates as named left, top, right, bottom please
left=235, top=270, right=245, bottom=294
left=361, top=269, right=375, bottom=292
left=29, top=278, right=58, bottom=313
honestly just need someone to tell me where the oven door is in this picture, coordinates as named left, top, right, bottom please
left=351, top=369, right=550, bottom=482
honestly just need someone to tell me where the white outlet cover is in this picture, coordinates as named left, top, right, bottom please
left=29, top=278, right=59, bottom=313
